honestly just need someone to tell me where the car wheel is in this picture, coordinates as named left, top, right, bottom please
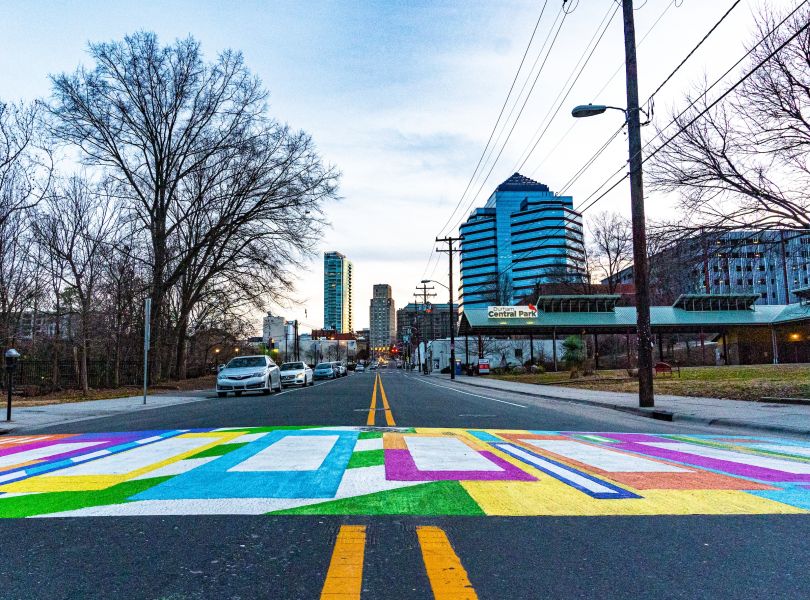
left=309, top=378, right=314, bottom=386
left=217, top=392, right=226, bottom=398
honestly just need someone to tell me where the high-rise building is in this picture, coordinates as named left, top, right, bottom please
left=396, top=302, right=459, bottom=344
left=323, top=251, right=353, bottom=333
left=606, top=229, right=810, bottom=305
left=459, top=173, right=585, bottom=308
left=369, top=284, right=396, bottom=349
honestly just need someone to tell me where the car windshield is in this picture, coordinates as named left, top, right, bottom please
left=226, top=357, right=266, bottom=369
left=315, top=363, right=332, bottom=369
left=280, top=362, right=305, bottom=370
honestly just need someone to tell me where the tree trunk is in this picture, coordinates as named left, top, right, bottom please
left=174, top=312, right=189, bottom=380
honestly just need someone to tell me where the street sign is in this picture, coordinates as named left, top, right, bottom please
left=478, top=358, right=490, bottom=375
left=487, top=305, right=538, bottom=319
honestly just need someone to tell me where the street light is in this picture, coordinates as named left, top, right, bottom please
left=421, top=278, right=448, bottom=290
left=5, top=348, right=20, bottom=422
left=571, top=104, right=625, bottom=119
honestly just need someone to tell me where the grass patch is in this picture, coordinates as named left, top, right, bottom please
left=492, top=364, right=810, bottom=401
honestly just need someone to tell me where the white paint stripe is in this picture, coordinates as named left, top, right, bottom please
left=0, top=442, right=104, bottom=469
left=405, top=436, right=503, bottom=472
left=505, top=446, right=620, bottom=495
left=410, top=377, right=526, bottom=408
left=754, top=444, right=810, bottom=458
left=641, top=442, right=810, bottom=474
left=131, top=457, right=218, bottom=479
left=228, top=435, right=339, bottom=472
left=45, top=437, right=215, bottom=476
left=0, top=471, right=26, bottom=483
left=523, top=440, right=688, bottom=473
left=70, top=450, right=111, bottom=463
left=135, top=435, right=164, bottom=445
left=354, top=438, right=383, bottom=452
left=229, top=432, right=269, bottom=444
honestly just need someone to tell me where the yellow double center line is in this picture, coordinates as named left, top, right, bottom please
left=366, top=372, right=395, bottom=427
left=321, top=525, right=478, bottom=599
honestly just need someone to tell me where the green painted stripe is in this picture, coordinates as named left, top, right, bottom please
left=347, top=450, right=385, bottom=469
left=269, top=481, right=485, bottom=516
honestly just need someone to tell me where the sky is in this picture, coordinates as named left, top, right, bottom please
left=0, top=0, right=771, bottom=332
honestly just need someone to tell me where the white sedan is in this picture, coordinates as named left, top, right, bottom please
left=216, top=355, right=281, bottom=397
left=279, top=361, right=314, bottom=387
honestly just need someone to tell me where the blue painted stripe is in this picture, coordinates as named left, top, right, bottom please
left=493, top=443, right=639, bottom=500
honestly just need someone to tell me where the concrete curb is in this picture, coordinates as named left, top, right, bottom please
left=0, top=394, right=214, bottom=434
left=435, top=376, right=810, bottom=436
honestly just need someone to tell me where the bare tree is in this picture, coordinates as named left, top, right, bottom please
left=588, top=211, right=632, bottom=293
left=49, top=32, right=338, bottom=381
left=0, top=100, right=52, bottom=228
left=650, top=5, right=810, bottom=231
left=36, top=177, right=119, bottom=392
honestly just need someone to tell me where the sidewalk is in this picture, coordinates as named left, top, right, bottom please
left=429, top=373, right=810, bottom=436
left=0, top=394, right=210, bottom=433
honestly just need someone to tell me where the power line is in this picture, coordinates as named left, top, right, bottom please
left=443, top=6, right=571, bottom=237
left=487, top=0, right=808, bottom=289
left=542, top=0, right=748, bottom=205
left=433, top=1, right=551, bottom=240
left=529, top=0, right=680, bottom=181
left=511, top=1, right=620, bottom=174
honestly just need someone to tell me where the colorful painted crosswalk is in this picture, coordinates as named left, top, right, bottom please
left=1, top=427, right=810, bottom=517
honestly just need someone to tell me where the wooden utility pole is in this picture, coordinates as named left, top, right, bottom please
left=436, top=236, right=462, bottom=379
left=623, top=0, right=654, bottom=407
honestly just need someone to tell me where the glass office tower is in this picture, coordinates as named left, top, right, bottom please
left=323, top=251, right=353, bottom=333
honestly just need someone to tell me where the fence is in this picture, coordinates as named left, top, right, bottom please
left=1, top=359, right=144, bottom=392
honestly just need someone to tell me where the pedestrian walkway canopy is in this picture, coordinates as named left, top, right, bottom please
left=458, top=294, right=810, bottom=336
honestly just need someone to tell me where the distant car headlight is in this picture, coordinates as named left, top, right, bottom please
left=250, top=371, right=265, bottom=378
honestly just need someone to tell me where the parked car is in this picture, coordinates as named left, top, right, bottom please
left=332, top=361, right=348, bottom=377
left=369, top=362, right=378, bottom=370
left=279, top=361, right=313, bottom=387
left=216, top=355, right=281, bottom=397
left=355, top=364, right=365, bottom=373
left=314, top=362, right=337, bottom=380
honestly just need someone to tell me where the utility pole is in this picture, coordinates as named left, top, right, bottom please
left=436, top=236, right=462, bottom=379
left=623, top=0, right=654, bottom=408
left=414, top=284, right=437, bottom=373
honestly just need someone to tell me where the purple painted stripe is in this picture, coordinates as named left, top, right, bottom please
left=385, top=449, right=536, bottom=481
left=614, top=442, right=810, bottom=482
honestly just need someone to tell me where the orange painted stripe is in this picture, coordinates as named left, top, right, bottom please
left=377, top=373, right=395, bottom=426
left=417, top=526, right=478, bottom=600
left=366, top=373, right=378, bottom=426
left=320, top=525, right=366, bottom=599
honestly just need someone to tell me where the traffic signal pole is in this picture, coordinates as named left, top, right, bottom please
left=436, top=236, right=462, bottom=380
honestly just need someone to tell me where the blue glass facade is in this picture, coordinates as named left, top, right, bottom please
left=459, top=173, right=584, bottom=308
left=323, top=251, right=353, bottom=332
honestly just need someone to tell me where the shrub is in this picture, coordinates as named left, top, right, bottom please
left=562, top=336, right=585, bottom=371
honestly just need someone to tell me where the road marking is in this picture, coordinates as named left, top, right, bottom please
left=228, top=435, right=339, bottom=472
left=377, top=373, right=396, bottom=426
left=366, top=373, right=379, bottom=426
left=410, top=377, right=526, bottom=408
left=405, top=437, right=502, bottom=472
left=417, top=526, right=478, bottom=600
left=320, top=525, right=366, bottom=599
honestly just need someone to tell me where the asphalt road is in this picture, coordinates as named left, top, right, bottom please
left=4, top=368, right=810, bottom=599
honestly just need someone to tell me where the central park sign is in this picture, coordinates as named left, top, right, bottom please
left=487, top=305, right=538, bottom=319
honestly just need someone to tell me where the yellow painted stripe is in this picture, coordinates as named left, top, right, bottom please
left=377, top=373, right=396, bottom=426
left=366, top=373, right=379, bottom=426
left=417, top=526, right=478, bottom=600
left=320, top=525, right=366, bottom=599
